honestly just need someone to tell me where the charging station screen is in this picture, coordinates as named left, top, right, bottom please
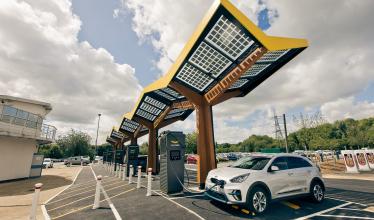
left=170, top=150, right=181, bottom=160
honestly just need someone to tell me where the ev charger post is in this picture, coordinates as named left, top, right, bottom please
left=146, top=168, right=152, bottom=196
left=128, top=165, right=133, bottom=184
left=30, top=183, right=43, bottom=220
left=137, top=166, right=142, bottom=189
left=93, top=175, right=102, bottom=209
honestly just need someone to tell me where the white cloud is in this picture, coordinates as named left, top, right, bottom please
left=321, top=97, right=374, bottom=122
left=0, top=0, right=142, bottom=144
left=119, top=0, right=374, bottom=141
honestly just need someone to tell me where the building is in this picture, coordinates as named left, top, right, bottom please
left=0, top=95, right=56, bottom=181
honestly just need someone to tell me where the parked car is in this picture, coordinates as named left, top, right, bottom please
left=66, top=156, right=90, bottom=166
left=227, top=153, right=239, bottom=161
left=187, top=154, right=198, bottom=164
left=94, top=156, right=103, bottom=163
left=205, top=153, right=325, bottom=214
left=43, top=158, right=53, bottom=168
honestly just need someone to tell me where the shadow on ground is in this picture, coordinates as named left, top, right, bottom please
left=0, top=175, right=72, bottom=196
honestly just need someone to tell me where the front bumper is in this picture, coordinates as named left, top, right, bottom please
left=205, top=181, right=245, bottom=204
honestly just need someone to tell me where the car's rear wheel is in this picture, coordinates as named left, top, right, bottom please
left=310, top=181, right=325, bottom=203
left=247, top=187, right=269, bottom=214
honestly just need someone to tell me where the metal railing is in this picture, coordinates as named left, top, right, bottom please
left=0, top=105, right=56, bottom=141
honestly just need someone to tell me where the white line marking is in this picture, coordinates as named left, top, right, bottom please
left=326, top=196, right=368, bottom=207
left=338, top=207, right=369, bottom=211
left=295, top=202, right=352, bottom=220
left=90, top=165, right=122, bottom=220
left=169, top=194, right=205, bottom=200
left=42, top=166, right=83, bottom=220
left=319, top=214, right=374, bottom=219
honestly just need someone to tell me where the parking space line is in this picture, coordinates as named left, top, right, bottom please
left=231, top=205, right=239, bottom=210
left=48, top=183, right=131, bottom=211
left=325, top=196, right=368, bottom=207
left=152, top=190, right=205, bottom=220
left=53, top=188, right=136, bottom=219
left=281, top=201, right=300, bottom=210
left=319, top=214, right=374, bottom=219
left=295, top=202, right=352, bottom=220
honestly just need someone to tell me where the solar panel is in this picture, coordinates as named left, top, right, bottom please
left=144, top=96, right=166, bottom=109
left=121, top=120, right=138, bottom=132
left=176, top=63, right=214, bottom=92
left=140, top=102, right=162, bottom=115
left=241, top=63, right=271, bottom=78
left=229, top=79, right=249, bottom=89
left=206, top=15, right=253, bottom=60
left=111, top=131, right=124, bottom=139
left=154, top=90, right=176, bottom=101
left=165, top=111, right=185, bottom=120
left=257, top=49, right=289, bottom=63
left=136, top=109, right=156, bottom=121
left=189, top=41, right=232, bottom=78
left=162, top=87, right=184, bottom=99
left=169, top=108, right=185, bottom=114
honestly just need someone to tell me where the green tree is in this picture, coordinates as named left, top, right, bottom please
left=185, top=132, right=197, bottom=154
left=57, top=129, right=93, bottom=158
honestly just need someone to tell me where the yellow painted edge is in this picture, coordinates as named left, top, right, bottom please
left=281, top=201, right=300, bottom=210
left=221, top=0, right=308, bottom=51
left=232, top=205, right=239, bottom=209
left=241, top=209, right=250, bottom=214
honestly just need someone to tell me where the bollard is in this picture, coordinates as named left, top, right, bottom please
left=30, top=183, right=43, bottom=220
left=146, top=168, right=152, bottom=196
left=128, top=165, right=133, bottom=184
left=137, top=166, right=142, bottom=189
left=93, top=175, right=102, bottom=209
left=118, top=165, right=122, bottom=179
left=122, top=164, right=126, bottom=181
left=115, top=165, right=118, bottom=177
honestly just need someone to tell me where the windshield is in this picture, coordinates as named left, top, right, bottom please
left=44, top=159, right=51, bottom=162
left=231, top=156, right=271, bottom=170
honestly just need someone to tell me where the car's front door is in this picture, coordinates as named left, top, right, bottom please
left=266, top=157, right=293, bottom=199
left=286, top=156, right=313, bottom=194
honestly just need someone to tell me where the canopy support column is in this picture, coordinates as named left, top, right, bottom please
left=195, top=102, right=216, bottom=189
left=147, top=128, right=158, bottom=174
left=130, top=138, right=137, bottom=145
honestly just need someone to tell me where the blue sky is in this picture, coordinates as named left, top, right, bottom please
left=72, top=0, right=159, bottom=86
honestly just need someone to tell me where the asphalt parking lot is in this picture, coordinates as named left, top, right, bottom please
left=44, top=164, right=374, bottom=220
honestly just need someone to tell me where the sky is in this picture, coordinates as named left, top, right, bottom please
left=0, top=0, right=373, bottom=145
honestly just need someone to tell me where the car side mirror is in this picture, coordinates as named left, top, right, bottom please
left=269, top=165, right=280, bottom=172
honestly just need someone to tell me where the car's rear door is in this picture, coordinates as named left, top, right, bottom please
left=285, top=156, right=314, bottom=194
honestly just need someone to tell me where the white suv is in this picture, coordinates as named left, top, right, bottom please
left=205, top=154, right=325, bottom=214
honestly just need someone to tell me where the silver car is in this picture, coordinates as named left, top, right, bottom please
left=205, top=153, right=325, bottom=214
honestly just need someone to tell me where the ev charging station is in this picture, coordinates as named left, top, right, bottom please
left=125, top=145, right=139, bottom=177
left=115, top=149, right=125, bottom=171
left=159, top=131, right=186, bottom=194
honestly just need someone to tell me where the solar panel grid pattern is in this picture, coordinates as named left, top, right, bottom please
left=140, top=102, right=162, bottom=115
left=206, top=15, right=253, bottom=60
left=162, top=88, right=184, bottom=99
left=241, top=63, right=271, bottom=78
left=144, top=96, right=166, bottom=109
left=176, top=63, right=214, bottom=92
left=154, top=90, right=176, bottom=101
left=229, top=79, right=248, bottom=89
left=169, top=108, right=185, bottom=114
left=189, top=41, right=232, bottom=78
left=122, top=120, right=138, bottom=132
left=257, top=49, right=289, bottom=63
left=165, top=111, right=185, bottom=120
left=136, top=109, right=156, bottom=121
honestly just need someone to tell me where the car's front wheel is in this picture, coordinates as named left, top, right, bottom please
left=310, top=181, right=325, bottom=203
left=247, top=187, right=269, bottom=214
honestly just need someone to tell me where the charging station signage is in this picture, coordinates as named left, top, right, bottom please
left=342, top=150, right=359, bottom=173
left=354, top=150, right=370, bottom=171
left=365, top=149, right=374, bottom=170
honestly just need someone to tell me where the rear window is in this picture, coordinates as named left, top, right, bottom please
left=287, top=156, right=312, bottom=169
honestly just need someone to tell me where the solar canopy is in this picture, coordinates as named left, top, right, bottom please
left=125, top=0, right=307, bottom=124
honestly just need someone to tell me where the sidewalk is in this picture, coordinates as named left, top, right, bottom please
left=0, top=164, right=81, bottom=220
left=323, top=172, right=374, bottom=181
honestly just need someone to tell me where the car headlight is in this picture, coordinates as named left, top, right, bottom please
left=230, top=173, right=250, bottom=183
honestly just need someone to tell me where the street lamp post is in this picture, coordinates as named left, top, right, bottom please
left=95, top=113, right=102, bottom=155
